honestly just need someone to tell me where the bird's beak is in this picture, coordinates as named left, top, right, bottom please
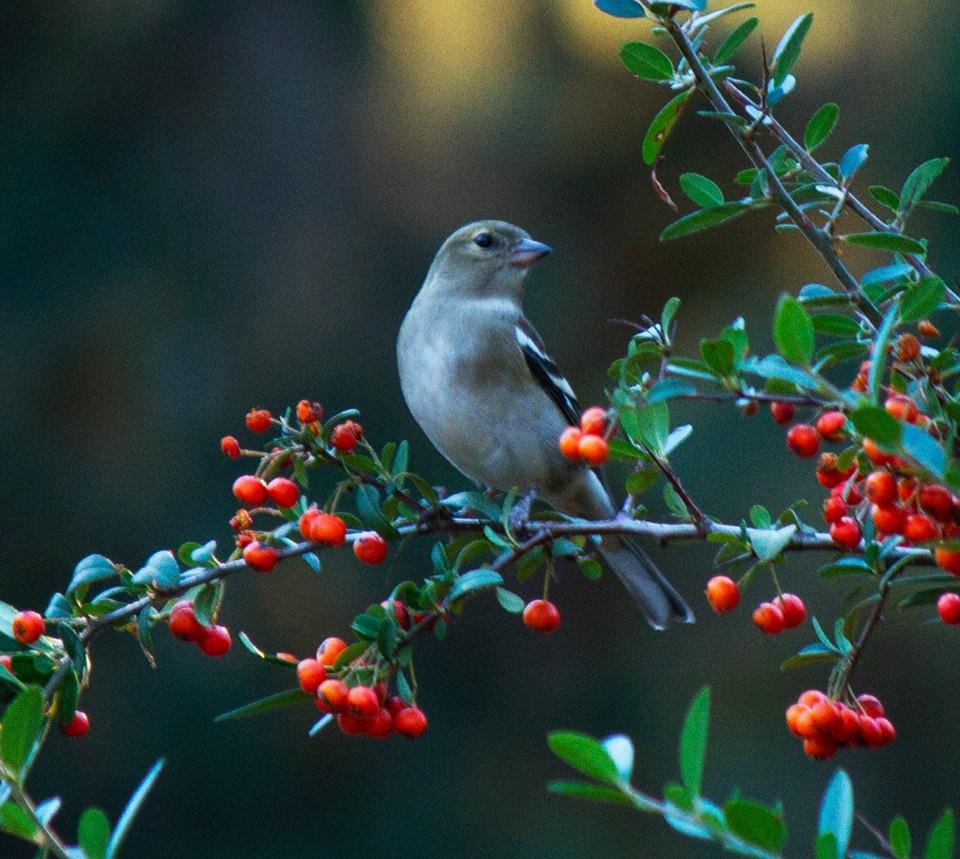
left=508, top=237, right=553, bottom=268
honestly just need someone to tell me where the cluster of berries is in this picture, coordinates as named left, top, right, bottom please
left=168, top=600, right=232, bottom=657
left=705, top=576, right=807, bottom=635
left=785, top=690, right=895, bottom=759
left=296, top=637, right=427, bottom=739
left=558, top=407, right=610, bottom=466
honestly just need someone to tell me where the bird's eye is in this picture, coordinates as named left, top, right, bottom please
left=473, top=232, right=494, bottom=248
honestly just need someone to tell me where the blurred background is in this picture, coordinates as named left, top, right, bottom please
left=2, top=1, right=958, bottom=856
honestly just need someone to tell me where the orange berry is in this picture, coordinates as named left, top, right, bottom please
left=918, top=319, right=940, bottom=338
left=245, top=408, right=272, bottom=433
left=858, top=714, right=884, bottom=747
left=298, top=507, right=321, bottom=540
left=169, top=600, right=205, bottom=643
left=266, top=477, right=299, bottom=508
left=897, top=476, right=918, bottom=502
left=366, top=707, right=394, bottom=739
left=871, top=504, right=904, bottom=536
left=220, top=436, right=241, bottom=458
left=884, top=394, right=919, bottom=423
left=522, top=599, right=561, bottom=632
left=752, top=602, right=784, bottom=635
left=862, top=438, right=894, bottom=466
left=308, top=513, right=347, bottom=546
left=242, top=541, right=278, bottom=573
left=316, top=637, right=348, bottom=667
left=775, top=593, right=806, bottom=628
left=919, top=484, right=955, bottom=522
left=275, top=651, right=297, bottom=664
left=579, top=407, right=608, bottom=436
left=353, top=532, right=388, bottom=565
left=903, top=513, right=938, bottom=543
left=770, top=401, right=795, bottom=424
left=803, top=734, right=837, bottom=759
left=394, top=706, right=428, bottom=738
left=705, top=576, right=740, bottom=613
left=798, top=689, right=828, bottom=709
left=785, top=703, right=808, bottom=737
left=59, top=711, right=90, bottom=738
left=896, top=333, right=920, bottom=362
left=318, top=678, right=349, bottom=711
left=558, top=427, right=583, bottom=460
left=865, top=470, right=896, bottom=505
left=197, top=625, right=232, bottom=657
left=296, top=399, right=323, bottom=424
left=786, top=424, right=819, bottom=458
left=823, top=496, right=847, bottom=525
left=811, top=700, right=842, bottom=735
left=330, top=420, right=363, bottom=453
left=794, top=708, right=819, bottom=739
left=816, top=411, right=846, bottom=441
left=577, top=434, right=609, bottom=466
left=938, top=592, right=960, bottom=625
left=232, top=475, right=267, bottom=506
left=935, top=547, right=960, bottom=577
left=830, top=516, right=861, bottom=549
left=347, top=685, right=380, bottom=719
left=834, top=705, right=860, bottom=743
left=296, top=659, right=326, bottom=694
left=12, top=610, right=44, bottom=645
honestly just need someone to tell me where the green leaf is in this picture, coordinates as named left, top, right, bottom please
left=850, top=406, right=901, bottom=446
left=447, top=569, right=503, bottom=603
left=816, top=832, right=839, bottom=859
left=889, top=815, right=911, bottom=859
left=547, top=781, right=634, bottom=807
left=713, top=16, right=758, bottom=64
left=818, top=769, right=854, bottom=858
left=661, top=296, right=681, bottom=336
left=700, top=338, right=735, bottom=377
left=901, top=423, right=946, bottom=479
left=214, top=688, right=310, bottom=722
left=901, top=277, right=946, bottom=323
left=920, top=200, right=959, bottom=214
left=0, top=802, right=38, bottom=839
left=577, top=557, right=604, bottom=581
left=646, top=378, right=697, bottom=404
left=774, top=295, right=815, bottom=366
left=749, top=525, right=796, bottom=562
left=601, top=734, right=634, bottom=781
left=839, top=144, right=869, bottom=180
left=679, top=686, right=709, bottom=798
left=78, top=808, right=111, bottom=859
left=440, top=492, right=502, bottom=521
left=869, top=185, right=900, bottom=211
left=780, top=644, right=838, bottom=670
left=660, top=202, right=752, bottom=240
left=901, top=157, right=950, bottom=212
left=843, top=232, right=926, bottom=255
left=724, top=799, right=787, bottom=852
left=620, top=42, right=674, bottom=81
left=861, top=262, right=913, bottom=287
left=643, top=88, right=694, bottom=166
left=1, top=685, right=43, bottom=778
left=355, top=485, right=398, bottom=538
left=495, top=587, right=525, bottom=614
left=804, top=103, right=839, bottom=152
left=811, top=313, right=860, bottom=337
left=771, top=13, right=813, bottom=87
left=679, top=173, right=723, bottom=208
left=924, top=809, right=955, bottom=859
left=547, top=731, right=620, bottom=784
left=105, top=759, right=165, bottom=859
left=594, top=0, right=645, bottom=18
left=67, top=554, right=117, bottom=596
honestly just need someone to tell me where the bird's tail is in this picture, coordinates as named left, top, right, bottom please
left=598, top=535, right=694, bottom=630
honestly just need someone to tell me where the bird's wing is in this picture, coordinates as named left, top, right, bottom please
left=515, top=316, right=581, bottom=426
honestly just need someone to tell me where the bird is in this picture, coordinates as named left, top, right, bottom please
left=397, top=219, right=692, bottom=629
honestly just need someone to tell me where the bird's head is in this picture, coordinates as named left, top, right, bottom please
left=423, top=220, right=552, bottom=300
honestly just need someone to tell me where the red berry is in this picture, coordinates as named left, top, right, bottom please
left=347, top=685, right=380, bottom=719
left=220, top=436, right=241, bottom=458
left=775, top=593, right=806, bottom=628
left=830, top=516, right=861, bottom=549
left=803, top=734, right=837, bottom=759
left=0, top=655, right=12, bottom=673
left=198, top=625, right=232, bottom=657
left=816, top=411, right=846, bottom=441
left=330, top=420, right=363, bottom=452
left=296, top=399, right=323, bottom=424
left=832, top=481, right=862, bottom=505
left=858, top=714, right=884, bottom=747
left=705, top=576, right=739, bottom=613
left=579, top=407, right=607, bottom=436
left=232, top=475, right=267, bottom=506
left=823, top=496, right=847, bottom=524
left=318, top=679, right=349, bottom=711
left=522, top=599, right=561, bottom=633
left=785, top=703, right=808, bottom=737
left=811, top=700, right=842, bottom=735
left=394, top=706, right=428, bottom=738
left=242, top=541, right=278, bottom=573
left=59, top=711, right=90, bottom=738
left=862, top=438, right=895, bottom=466
left=353, top=532, right=388, bottom=565
left=337, top=712, right=368, bottom=735
left=876, top=717, right=896, bottom=744
left=577, top=434, right=608, bottom=466
left=920, top=484, right=955, bottom=522
left=770, top=401, right=795, bottom=425
left=308, top=513, right=347, bottom=546
left=752, top=602, right=784, bottom=635
left=834, top=705, right=860, bottom=743
left=12, top=611, right=44, bottom=645
left=935, top=547, right=960, bottom=577
left=316, top=637, right=347, bottom=667
left=245, top=408, right=273, bottom=433
left=865, top=470, right=896, bottom=506
left=558, top=427, right=583, bottom=460
left=380, top=600, right=410, bottom=629
left=856, top=694, right=884, bottom=718
left=903, top=513, right=938, bottom=543
left=798, top=689, right=827, bottom=709
left=884, top=394, right=919, bottom=423
left=938, top=593, right=960, bottom=625
left=786, top=424, right=819, bottom=458
left=871, top=504, right=904, bottom=536
left=169, top=600, right=205, bottom=642
left=366, top=707, right=394, bottom=739
left=266, top=477, right=299, bottom=508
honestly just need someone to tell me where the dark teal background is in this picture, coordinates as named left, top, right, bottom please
left=2, top=1, right=958, bottom=856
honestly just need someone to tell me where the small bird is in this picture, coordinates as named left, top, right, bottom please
left=397, top=220, right=692, bottom=629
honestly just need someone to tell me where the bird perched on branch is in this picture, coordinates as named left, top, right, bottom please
left=397, top=219, right=692, bottom=629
